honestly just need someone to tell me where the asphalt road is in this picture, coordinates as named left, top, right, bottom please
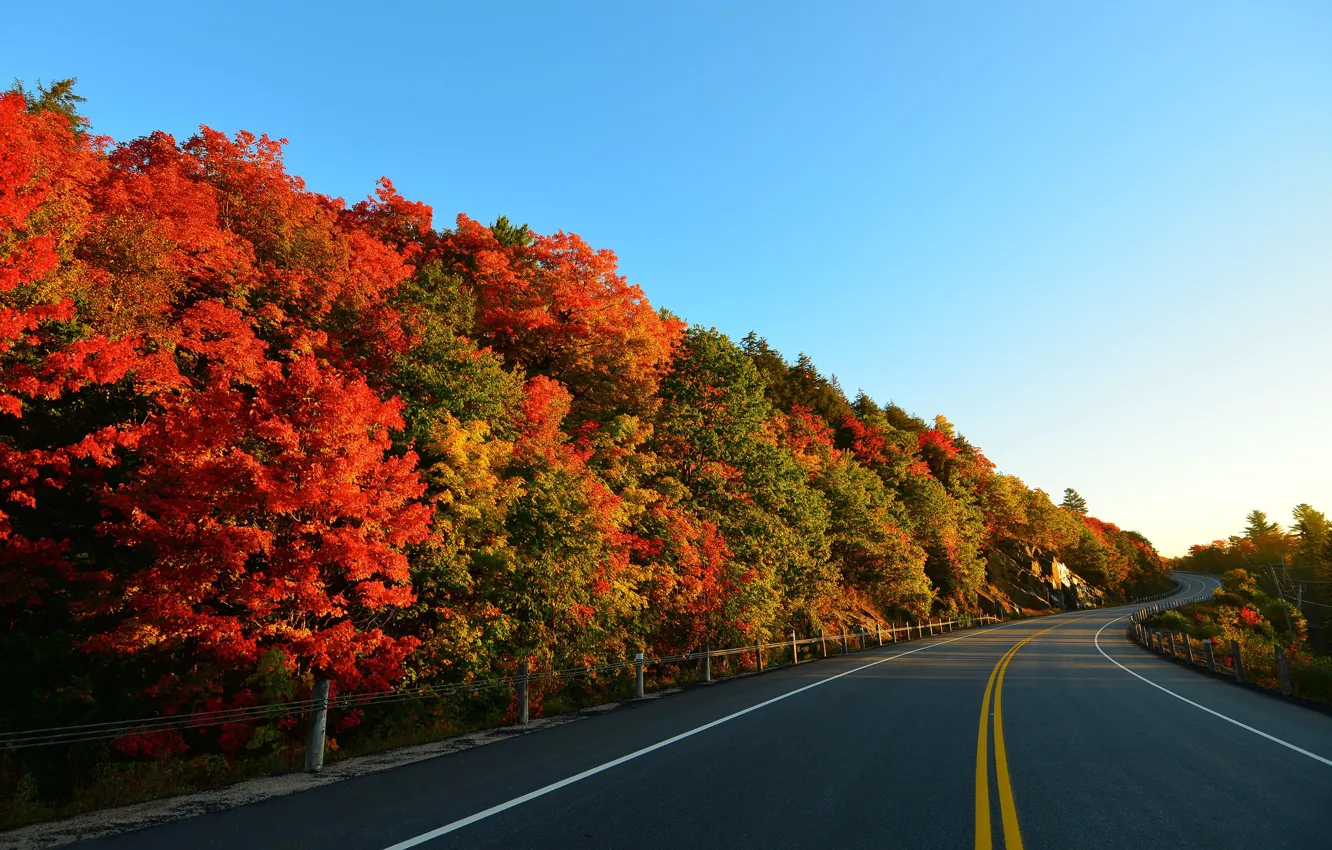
left=60, top=572, right=1332, bottom=849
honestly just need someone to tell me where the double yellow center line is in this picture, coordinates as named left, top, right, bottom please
left=974, top=623, right=1063, bottom=850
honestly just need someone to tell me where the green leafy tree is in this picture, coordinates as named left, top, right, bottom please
left=1291, top=504, right=1330, bottom=566
left=1061, top=488, right=1088, bottom=514
left=655, top=327, right=834, bottom=636
left=740, top=334, right=855, bottom=429
left=6, top=77, right=87, bottom=135
left=1244, top=509, right=1292, bottom=564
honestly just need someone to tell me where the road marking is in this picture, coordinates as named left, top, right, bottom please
left=1094, top=617, right=1332, bottom=768
left=379, top=620, right=1029, bottom=849
left=974, top=622, right=1065, bottom=850
left=992, top=639, right=1026, bottom=850
left=974, top=643, right=1006, bottom=850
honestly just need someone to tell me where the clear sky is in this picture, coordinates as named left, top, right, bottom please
left=5, top=1, right=1330, bottom=555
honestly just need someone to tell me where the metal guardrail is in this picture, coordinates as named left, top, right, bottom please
left=0, top=615, right=1002, bottom=760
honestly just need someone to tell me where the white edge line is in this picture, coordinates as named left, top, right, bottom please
left=381, top=619, right=1028, bottom=849
left=1094, top=604, right=1332, bottom=769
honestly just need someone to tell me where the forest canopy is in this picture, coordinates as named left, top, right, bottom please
left=0, top=83, right=1167, bottom=762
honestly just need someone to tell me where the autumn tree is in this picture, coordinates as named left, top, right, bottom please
left=440, top=214, right=684, bottom=424
left=97, top=306, right=433, bottom=700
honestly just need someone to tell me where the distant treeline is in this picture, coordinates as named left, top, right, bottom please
left=1174, top=505, right=1332, bottom=574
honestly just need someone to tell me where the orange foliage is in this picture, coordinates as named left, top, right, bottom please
left=443, top=214, right=683, bottom=422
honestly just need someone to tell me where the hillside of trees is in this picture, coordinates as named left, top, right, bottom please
left=0, top=82, right=1167, bottom=815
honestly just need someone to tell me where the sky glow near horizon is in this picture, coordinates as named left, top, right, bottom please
left=4, top=1, right=1330, bottom=556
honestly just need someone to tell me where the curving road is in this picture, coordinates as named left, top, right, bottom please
left=49, top=572, right=1332, bottom=849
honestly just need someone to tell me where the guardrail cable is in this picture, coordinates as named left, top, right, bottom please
left=1, top=615, right=999, bottom=750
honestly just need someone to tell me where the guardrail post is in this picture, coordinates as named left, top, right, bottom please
left=821, top=630, right=828, bottom=658
left=755, top=640, right=763, bottom=672
left=1183, top=636, right=1194, bottom=665
left=304, top=679, right=330, bottom=773
left=841, top=632, right=848, bottom=654
left=703, top=646, right=712, bottom=682
left=1230, top=641, right=1244, bottom=684
left=635, top=652, right=645, bottom=697
left=876, top=623, right=882, bottom=646
left=1203, top=638, right=1217, bottom=672
left=1168, top=633, right=1177, bottom=659
left=518, top=661, right=530, bottom=725
left=791, top=630, right=799, bottom=665
left=1276, top=646, right=1292, bottom=696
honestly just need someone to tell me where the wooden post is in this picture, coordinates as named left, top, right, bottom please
left=1230, top=640, right=1244, bottom=684
left=1276, top=646, right=1292, bottom=696
left=756, top=640, right=763, bottom=672
left=791, top=630, right=799, bottom=665
left=518, top=661, right=530, bottom=725
left=304, top=679, right=330, bottom=773
left=703, top=646, right=712, bottom=682
left=1183, top=636, right=1194, bottom=665
left=1168, top=633, right=1177, bottom=659
left=821, top=630, right=828, bottom=658
left=1203, top=638, right=1217, bottom=673
left=876, top=623, right=882, bottom=647
left=635, top=652, right=645, bottom=697
left=841, top=632, right=848, bottom=654
left=1269, top=565, right=1297, bottom=643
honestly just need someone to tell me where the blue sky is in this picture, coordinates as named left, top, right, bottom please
left=5, top=1, right=1330, bottom=554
